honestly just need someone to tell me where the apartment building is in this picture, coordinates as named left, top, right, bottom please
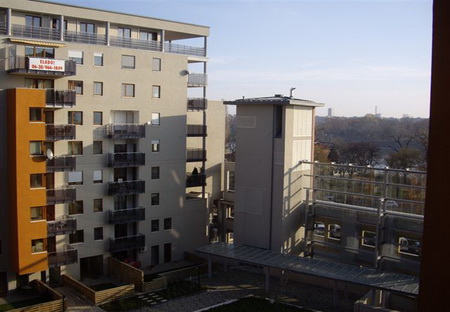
left=0, top=0, right=223, bottom=293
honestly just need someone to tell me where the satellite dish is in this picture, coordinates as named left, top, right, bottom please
left=46, top=149, right=54, bottom=160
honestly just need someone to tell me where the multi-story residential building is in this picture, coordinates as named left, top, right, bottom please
left=0, top=0, right=223, bottom=294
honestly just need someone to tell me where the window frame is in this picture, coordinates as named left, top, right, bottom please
left=29, top=108, right=43, bottom=122
left=121, top=83, right=135, bottom=97
left=31, top=238, right=46, bottom=254
left=94, top=52, right=103, bottom=66
left=121, top=55, right=135, bottom=69
left=68, top=50, right=83, bottom=65
left=93, top=82, right=103, bottom=96
left=68, top=171, right=83, bottom=185
left=94, top=227, right=103, bottom=241
left=68, top=200, right=84, bottom=215
left=30, top=206, right=46, bottom=221
left=68, top=111, right=83, bottom=125
left=93, top=111, right=103, bottom=125
left=93, top=170, right=103, bottom=184
left=151, top=219, right=159, bottom=232
left=69, top=230, right=84, bottom=244
left=68, top=80, right=83, bottom=95
left=152, top=85, right=160, bottom=98
left=151, top=140, right=160, bottom=152
left=151, top=193, right=160, bottom=206
left=93, top=141, right=103, bottom=155
left=68, top=141, right=83, bottom=155
left=151, top=113, right=160, bottom=126
left=93, top=198, right=103, bottom=212
left=30, top=141, right=43, bottom=156
left=151, top=166, right=160, bottom=179
left=152, top=58, right=161, bottom=71
left=164, top=217, right=172, bottom=230
left=30, top=174, right=44, bottom=189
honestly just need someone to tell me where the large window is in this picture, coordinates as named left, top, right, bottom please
left=31, top=239, right=46, bottom=253
left=26, top=15, right=41, bottom=27
left=69, top=230, right=84, bottom=244
left=68, top=171, right=83, bottom=185
left=140, top=31, right=157, bottom=41
left=68, top=80, right=83, bottom=95
left=118, top=27, right=131, bottom=38
left=69, top=200, right=83, bottom=215
left=68, top=111, right=83, bottom=125
left=94, top=52, right=103, bottom=66
left=68, top=50, right=83, bottom=64
left=68, top=141, right=83, bottom=155
left=25, top=46, right=54, bottom=58
left=80, top=22, right=95, bottom=33
left=30, top=141, right=43, bottom=156
left=122, top=84, right=135, bottom=97
left=121, top=55, right=135, bottom=69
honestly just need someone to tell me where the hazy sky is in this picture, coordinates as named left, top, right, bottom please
left=47, top=0, right=432, bottom=118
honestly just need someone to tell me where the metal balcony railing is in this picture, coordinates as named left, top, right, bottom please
left=47, top=215, right=77, bottom=236
left=11, top=24, right=60, bottom=40
left=107, top=153, right=145, bottom=168
left=186, top=173, right=206, bottom=187
left=108, top=207, right=145, bottom=224
left=187, top=98, right=208, bottom=111
left=164, top=42, right=206, bottom=57
left=110, top=36, right=162, bottom=51
left=64, top=30, right=107, bottom=45
left=7, top=56, right=77, bottom=77
left=106, top=124, right=145, bottom=139
left=47, top=187, right=76, bottom=205
left=109, top=234, right=145, bottom=253
left=187, top=73, right=208, bottom=87
left=46, top=89, right=76, bottom=108
left=46, top=124, right=76, bottom=140
left=48, top=245, right=78, bottom=268
left=0, top=22, right=6, bottom=35
left=47, top=156, right=76, bottom=172
left=108, top=180, right=145, bottom=196
left=187, top=148, right=207, bottom=162
left=187, top=124, right=207, bottom=137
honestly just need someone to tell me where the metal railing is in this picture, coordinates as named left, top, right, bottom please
left=107, top=152, right=145, bottom=167
left=0, top=22, right=6, bottom=35
left=46, top=89, right=76, bottom=108
left=47, top=215, right=77, bottom=236
left=46, top=124, right=76, bottom=140
left=109, top=234, right=145, bottom=253
left=186, top=148, right=207, bottom=162
left=64, top=30, right=107, bottom=45
left=7, top=56, right=77, bottom=76
left=47, top=156, right=76, bottom=172
left=48, top=245, right=78, bottom=268
left=106, top=124, right=145, bottom=139
left=108, top=207, right=145, bottom=224
left=187, top=73, right=208, bottom=87
left=164, top=42, right=206, bottom=57
left=47, top=187, right=76, bottom=205
left=108, top=180, right=145, bottom=196
left=11, top=24, right=60, bottom=40
left=110, top=36, right=162, bottom=51
left=186, top=173, right=206, bottom=187
left=187, top=124, right=207, bottom=137
left=187, top=98, right=208, bottom=111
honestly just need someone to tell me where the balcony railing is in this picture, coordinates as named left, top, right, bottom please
left=164, top=42, right=206, bottom=57
left=47, top=215, right=77, bottom=237
left=187, top=148, right=207, bottom=162
left=186, top=173, right=206, bottom=187
left=7, top=56, right=76, bottom=77
left=110, top=36, right=162, bottom=51
left=0, top=22, right=6, bottom=35
left=46, top=124, right=76, bottom=140
left=187, top=98, right=208, bottom=111
left=109, top=234, right=145, bottom=253
left=108, top=207, right=145, bottom=224
left=46, top=89, right=76, bottom=108
left=106, top=124, right=145, bottom=139
left=108, top=180, right=145, bottom=196
left=187, top=124, right=207, bottom=137
left=48, top=245, right=78, bottom=268
left=107, top=153, right=145, bottom=168
left=47, top=156, right=76, bottom=172
left=11, top=24, right=60, bottom=40
left=47, top=187, right=76, bottom=205
left=64, top=30, right=107, bottom=45
left=188, top=73, right=208, bottom=87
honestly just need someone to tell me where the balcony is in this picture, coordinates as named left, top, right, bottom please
left=0, top=22, right=6, bottom=35
left=47, top=215, right=77, bottom=237
left=188, top=73, right=208, bottom=87
left=46, top=124, right=76, bottom=141
left=107, top=153, right=145, bottom=168
left=106, top=124, right=145, bottom=139
left=108, top=207, right=145, bottom=224
left=187, top=148, right=207, bottom=162
left=108, top=180, right=145, bottom=196
left=48, top=245, right=78, bottom=268
left=187, top=124, right=207, bottom=137
left=11, top=24, right=60, bottom=41
left=47, top=187, right=76, bottom=205
left=7, top=56, right=76, bottom=77
left=164, top=42, right=206, bottom=57
left=46, top=89, right=76, bottom=108
left=47, top=156, right=76, bottom=172
left=64, top=30, right=107, bottom=45
left=186, top=173, right=206, bottom=187
left=110, top=36, right=162, bottom=51
left=109, top=234, right=145, bottom=253
left=187, top=98, right=208, bottom=111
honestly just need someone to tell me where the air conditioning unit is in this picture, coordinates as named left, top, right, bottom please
left=139, top=246, right=147, bottom=253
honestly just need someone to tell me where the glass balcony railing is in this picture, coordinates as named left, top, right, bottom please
left=108, top=180, right=145, bottom=196
left=187, top=98, right=208, bottom=111
left=109, top=234, right=145, bottom=253
left=187, top=148, right=207, bottom=162
left=48, top=245, right=78, bottom=268
left=7, top=56, right=76, bottom=77
left=47, top=156, right=76, bottom=172
left=187, top=124, right=207, bottom=137
left=46, top=124, right=76, bottom=141
left=106, top=124, right=145, bottom=139
left=47, top=215, right=77, bottom=236
left=47, top=187, right=76, bottom=205
left=108, top=207, right=145, bottom=224
left=107, top=153, right=145, bottom=167
left=187, top=73, right=208, bottom=87
left=46, top=89, right=76, bottom=108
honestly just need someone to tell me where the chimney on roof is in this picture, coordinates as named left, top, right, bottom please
left=290, top=87, right=296, bottom=98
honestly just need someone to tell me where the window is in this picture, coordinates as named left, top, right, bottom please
left=226, top=206, right=234, bottom=219
left=30, top=174, right=43, bottom=188
left=68, top=80, right=83, bottom=95
left=94, top=52, right=103, bottom=66
left=25, top=79, right=53, bottom=89
left=68, top=141, right=83, bottom=155
left=314, top=222, right=325, bottom=237
left=93, top=141, right=102, bottom=155
left=151, top=219, right=159, bottom=232
left=68, top=111, right=83, bottom=125
left=94, top=82, right=103, bottom=95
left=227, top=232, right=234, bottom=244
left=151, top=140, right=160, bottom=152
left=121, top=55, right=135, bottom=69
left=328, top=224, right=341, bottom=240
left=151, top=167, right=160, bottom=179
left=151, top=193, right=159, bottom=206
left=68, top=50, right=83, bottom=64
left=69, top=230, right=84, bottom=244
left=69, top=200, right=83, bottom=215
left=25, top=46, right=54, bottom=58
left=31, top=239, right=46, bottom=253
left=93, top=170, right=103, bottom=183
left=152, top=58, right=161, bottom=71
left=152, top=113, right=160, bottom=125
left=94, top=227, right=103, bottom=241
left=118, top=27, right=131, bottom=38
left=93, top=198, right=103, bottom=212
left=30, top=141, right=43, bottom=156
left=152, top=85, right=160, bottom=98
left=31, top=206, right=45, bottom=221
left=164, top=218, right=172, bottom=230
left=80, top=22, right=95, bottom=33
left=122, top=84, right=135, bottom=97
left=26, top=15, right=41, bottom=27
left=228, top=171, right=235, bottom=191
left=93, top=112, right=103, bottom=125
left=68, top=171, right=83, bottom=185
left=29, top=108, right=43, bottom=122
left=362, top=231, right=376, bottom=248
left=164, top=243, right=172, bottom=263
left=140, top=31, right=157, bottom=41
left=398, top=237, right=420, bottom=257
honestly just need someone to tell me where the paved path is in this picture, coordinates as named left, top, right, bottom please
left=54, top=285, right=105, bottom=312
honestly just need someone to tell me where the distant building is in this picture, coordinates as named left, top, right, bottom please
left=327, top=107, right=334, bottom=117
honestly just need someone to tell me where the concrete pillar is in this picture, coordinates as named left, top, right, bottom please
left=207, top=255, right=212, bottom=278
left=59, top=15, right=64, bottom=41
left=106, top=22, right=110, bottom=46
left=264, top=267, right=270, bottom=292
left=161, top=30, right=165, bottom=52
left=6, top=8, right=11, bottom=36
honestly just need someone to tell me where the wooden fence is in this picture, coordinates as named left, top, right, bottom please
left=108, top=257, right=144, bottom=291
left=9, top=279, right=64, bottom=312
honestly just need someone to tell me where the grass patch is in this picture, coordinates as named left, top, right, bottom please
left=89, top=282, right=119, bottom=291
left=207, top=297, right=309, bottom=311
left=0, top=295, right=52, bottom=311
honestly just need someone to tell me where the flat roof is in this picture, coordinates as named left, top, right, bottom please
left=197, top=243, right=419, bottom=296
left=223, top=95, right=324, bottom=107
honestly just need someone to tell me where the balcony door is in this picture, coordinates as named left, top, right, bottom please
left=112, top=111, right=137, bottom=124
